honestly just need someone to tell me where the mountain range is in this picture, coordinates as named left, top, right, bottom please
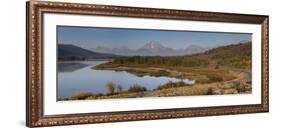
left=58, top=41, right=251, bottom=64
left=90, top=41, right=208, bottom=56
left=58, top=44, right=117, bottom=60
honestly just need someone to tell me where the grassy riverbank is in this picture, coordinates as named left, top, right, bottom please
left=93, top=62, right=240, bottom=84
left=62, top=80, right=251, bottom=101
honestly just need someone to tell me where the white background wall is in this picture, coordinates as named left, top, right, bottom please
left=0, top=0, right=279, bottom=127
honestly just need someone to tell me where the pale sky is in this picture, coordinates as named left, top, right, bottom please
left=57, top=26, right=252, bottom=49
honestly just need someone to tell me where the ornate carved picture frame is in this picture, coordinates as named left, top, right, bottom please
left=26, top=1, right=269, bottom=127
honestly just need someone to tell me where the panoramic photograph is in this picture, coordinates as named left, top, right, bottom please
left=57, top=26, right=252, bottom=101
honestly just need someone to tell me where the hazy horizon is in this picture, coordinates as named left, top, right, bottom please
left=57, top=26, right=252, bottom=49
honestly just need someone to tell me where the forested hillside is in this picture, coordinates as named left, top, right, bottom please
left=107, top=42, right=251, bottom=69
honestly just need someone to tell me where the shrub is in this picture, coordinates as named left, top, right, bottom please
left=112, top=56, right=209, bottom=68
left=205, top=88, right=214, bottom=95
left=154, top=81, right=189, bottom=91
left=215, top=64, right=220, bottom=69
left=106, top=82, right=116, bottom=94
left=207, top=75, right=223, bottom=82
left=116, top=85, right=123, bottom=92
left=67, top=92, right=93, bottom=100
left=153, top=70, right=170, bottom=76
left=127, top=85, right=147, bottom=92
left=236, top=83, right=252, bottom=93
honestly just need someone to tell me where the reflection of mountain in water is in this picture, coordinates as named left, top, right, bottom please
left=58, top=44, right=118, bottom=61
left=58, top=62, right=89, bottom=72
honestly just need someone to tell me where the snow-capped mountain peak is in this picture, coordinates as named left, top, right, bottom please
left=141, top=41, right=166, bottom=51
left=90, top=41, right=208, bottom=56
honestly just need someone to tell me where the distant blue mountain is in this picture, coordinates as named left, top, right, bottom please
left=91, top=41, right=208, bottom=56
left=58, top=44, right=118, bottom=60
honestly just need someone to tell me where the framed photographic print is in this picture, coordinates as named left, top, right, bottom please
left=26, top=0, right=269, bottom=127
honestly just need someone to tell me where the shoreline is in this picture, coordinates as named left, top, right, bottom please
left=92, top=62, right=248, bottom=84
left=61, top=80, right=252, bottom=101
left=58, top=59, right=113, bottom=62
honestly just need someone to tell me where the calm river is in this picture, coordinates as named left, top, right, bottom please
left=58, top=61, right=195, bottom=99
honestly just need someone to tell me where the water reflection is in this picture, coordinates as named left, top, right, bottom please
left=58, top=62, right=89, bottom=72
left=58, top=61, right=195, bottom=99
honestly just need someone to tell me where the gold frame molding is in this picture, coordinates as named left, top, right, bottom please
left=26, top=1, right=269, bottom=127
